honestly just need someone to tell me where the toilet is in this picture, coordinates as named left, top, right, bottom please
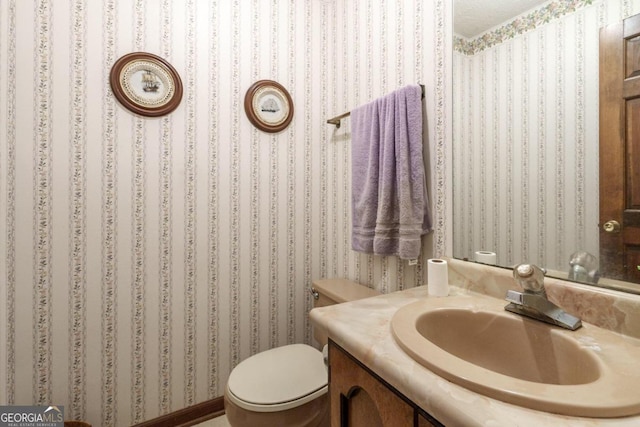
left=224, top=278, right=380, bottom=427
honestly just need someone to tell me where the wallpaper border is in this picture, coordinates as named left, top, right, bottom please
left=454, top=0, right=594, bottom=55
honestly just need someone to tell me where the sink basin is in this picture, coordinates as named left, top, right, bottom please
left=416, top=307, right=600, bottom=385
left=391, top=295, right=640, bottom=417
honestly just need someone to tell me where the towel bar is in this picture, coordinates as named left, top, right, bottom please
left=326, top=84, right=424, bottom=129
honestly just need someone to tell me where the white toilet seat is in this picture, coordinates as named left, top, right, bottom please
left=226, top=344, right=328, bottom=413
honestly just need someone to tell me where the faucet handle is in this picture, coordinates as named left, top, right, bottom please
left=515, top=264, right=535, bottom=277
left=513, top=263, right=546, bottom=295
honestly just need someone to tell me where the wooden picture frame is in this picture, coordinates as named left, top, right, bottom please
left=110, top=52, right=183, bottom=117
left=244, top=80, right=294, bottom=133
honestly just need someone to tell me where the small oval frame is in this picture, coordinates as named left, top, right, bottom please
left=110, top=52, right=183, bottom=117
left=244, top=80, right=294, bottom=133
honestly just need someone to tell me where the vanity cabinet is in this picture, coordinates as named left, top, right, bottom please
left=417, top=413, right=437, bottom=427
left=328, top=342, right=442, bottom=427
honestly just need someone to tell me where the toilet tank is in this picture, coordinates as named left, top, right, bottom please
left=311, top=278, right=380, bottom=345
left=312, top=278, right=380, bottom=308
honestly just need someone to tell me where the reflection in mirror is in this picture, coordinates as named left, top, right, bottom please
left=452, top=0, right=640, bottom=293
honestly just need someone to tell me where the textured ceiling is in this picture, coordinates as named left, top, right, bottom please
left=454, top=0, right=549, bottom=38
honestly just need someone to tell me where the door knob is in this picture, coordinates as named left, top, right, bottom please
left=603, top=220, right=621, bottom=233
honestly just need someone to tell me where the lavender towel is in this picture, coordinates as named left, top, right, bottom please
left=351, top=84, right=432, bottom=259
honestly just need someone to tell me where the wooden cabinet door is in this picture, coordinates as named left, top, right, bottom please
left=417, top=410, right=438, bottom=427
left=329, top=343, right=414, bottom=427
left=600, top=12, right=640, bottom=283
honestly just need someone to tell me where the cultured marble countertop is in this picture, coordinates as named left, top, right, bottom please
left=309, top=285, right=640, bottom=427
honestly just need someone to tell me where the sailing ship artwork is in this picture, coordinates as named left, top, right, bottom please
left=111, top=52, right=182, bottom=116
left=260, top=97, right=280, bottom=113
left=141, top=69, right=160, bottom=93
left=244, top=80, right=293, bottom=132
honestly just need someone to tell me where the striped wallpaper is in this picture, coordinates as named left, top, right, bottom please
left=0, top=0, right=451, bottom=425
left=453, top=0, right=640, bottom=273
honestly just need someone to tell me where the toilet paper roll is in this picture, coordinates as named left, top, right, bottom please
left=428, top=258, right=449, bottom=297
left=475, top=251, right=497, bottom=265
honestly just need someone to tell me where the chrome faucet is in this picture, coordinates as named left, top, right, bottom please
left=505, top=264, right=582, bottom=330
left=568, top=251, right=600, bottom=284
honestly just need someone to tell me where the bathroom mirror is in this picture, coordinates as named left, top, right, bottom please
left=452, top=0, right=640, bottom=294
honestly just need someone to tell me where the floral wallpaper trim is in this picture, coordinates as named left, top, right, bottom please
left=101, top=0, right=118, bottom=423
left=33, top=0, right=53, bottom=405
left=69, top=0, right=88, bottom=420
left=5, top=0, right=17, bottom=407
left=183, top=0, right=197, bottom=408
left=454, top=0, right=593, bottom=55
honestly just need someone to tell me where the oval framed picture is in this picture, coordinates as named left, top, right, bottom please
left=244, top=80, right=294, bottom=133
left=110, top=52, right=183, bottom=117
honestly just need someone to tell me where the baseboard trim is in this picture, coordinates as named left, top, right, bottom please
left=132, top=396, right=225, bottom=427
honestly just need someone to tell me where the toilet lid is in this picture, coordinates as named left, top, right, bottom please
left=227, top=344, right=327, bottom=410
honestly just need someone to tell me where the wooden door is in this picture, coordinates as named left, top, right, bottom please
left=600, top=13, right=640, bottom=283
